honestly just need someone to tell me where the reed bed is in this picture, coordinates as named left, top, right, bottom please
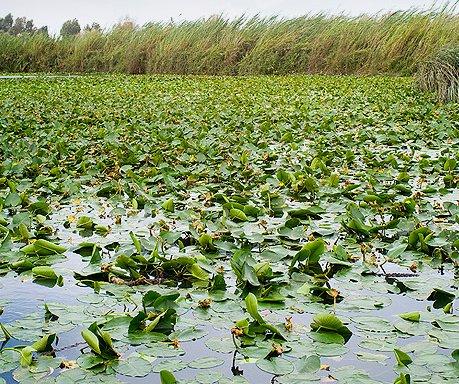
left=0, top=7, right=458, bottom=76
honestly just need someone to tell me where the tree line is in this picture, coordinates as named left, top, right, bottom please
left=0, top=13, right=100, bottom=37
left=0, top=13, right=48, bottom=35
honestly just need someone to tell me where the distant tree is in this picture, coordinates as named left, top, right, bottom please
left=25, top=19, right=35, bottom=34
left=10, top=17, right=27, bottom=35
left=60, top=19, right=81, bottom=37
left=0, top=13, right=13, bottom=32
left=36, top=26, right=49, bottom=36
left=9, top=16, right=37, bottom=35
left=0, top=13, right=45, bottom=35
left=83, top=22, right=101, bottom=32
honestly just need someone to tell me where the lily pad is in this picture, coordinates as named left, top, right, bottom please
left=188, top=357, right=225, bottom=369
left=255, top=357, right=294, bottom=375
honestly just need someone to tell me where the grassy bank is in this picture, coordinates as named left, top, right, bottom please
left=0, top=7, right=458, bottom=75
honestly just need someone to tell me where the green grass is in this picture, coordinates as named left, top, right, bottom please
left=0, top=5, right=458, bottom=75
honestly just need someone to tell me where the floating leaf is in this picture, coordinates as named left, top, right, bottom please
left=4, top=193, right=21, bottom=208
left=309, top=331, right=345, bottom=344
left=256, top=358, right=294, bottom=375
left=20, top=239, right=66, bottom=256
left=295, top=355, right=320, bottom=373
left=387, top=243, right=407, bottom=260
left=160, top=370, right=177, bottom=384
left=394, top=349, right=413, bottom=366
left=199, top=234, right=215, bottom=251
left=76, top=216, right=94, bottom=229
left=205, top=337, right=234, bottom=354
left=153, top=359, right=187, bottom=373
left=188, top=357, right=225, bottom=369
left=113, top=355, right=152, bottom=377
left=399, top=312, right=420, bottom=322
left=310, top=313, right=352, bottom=342
left=32, top=266, right=58, bottom=280
left=229, top=208, right=248, bottom=222
left=356, top=351, right=389, bottom=364
left=162, top=199, right=175, bottom=212
left=186, top=263, right=210, bottom=281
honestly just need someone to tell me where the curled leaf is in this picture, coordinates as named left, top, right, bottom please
left=81, top=329, right=101, bottom=355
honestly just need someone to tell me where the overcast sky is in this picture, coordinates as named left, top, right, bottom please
left=0, top=0, right=452, bottom=35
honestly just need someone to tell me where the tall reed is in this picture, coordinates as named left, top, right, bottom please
left=0, top=6, right=458, bottom=76
left=418, top=45, right=459, bottom=101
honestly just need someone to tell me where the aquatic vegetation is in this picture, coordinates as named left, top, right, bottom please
left=418, top=45, right=459, bottom=102
left=0, top=74, right=458, bottom=383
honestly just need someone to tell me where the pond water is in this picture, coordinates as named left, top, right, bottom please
left=0, top=74, right=458, bottom=384
left=0, top=198, right=456, bottom=384
left=1, top=265, right=453, bottom=384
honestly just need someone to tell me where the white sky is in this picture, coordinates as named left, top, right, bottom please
left=0, top=0, right=453, bottom=35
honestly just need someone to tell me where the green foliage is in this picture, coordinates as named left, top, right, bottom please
left=290, top=239, right=325, bottom=269
left=81, top=322, right=120, bottom=359
left=394, top=373, right=411, bottom=384
left=240, top=293, right=286, bottom=341
left=60, top=19, right=81, bottom=37
left=160, top=370, right=177, bottom=384
left=0, top=7, right=458, bottom=74
left=31, top=333, right=56, bottom=352
left=394, top=348, right=413, bottom=367
left=20, top=239, right=66, bottom=256
left=418, top=44, right=459, bottom=102
left=0, top=74, right=458, bottom=383
left=0, top=13, right=44, bottom=36
left=310, top=313, right=352, bottom=342
left=76, top=216, right=95, bottom=229
left=245, top=293, right=265, bottom=324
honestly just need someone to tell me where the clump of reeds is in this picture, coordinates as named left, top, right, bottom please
left=417, top=45, right=459, bottom=102
left=0, top=4, right=458, bottom=76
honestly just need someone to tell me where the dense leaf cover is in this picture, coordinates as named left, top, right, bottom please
left=0, top=75, right=458, bottom=383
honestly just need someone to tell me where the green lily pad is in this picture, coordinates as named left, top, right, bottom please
left=255, top=357, right=294, bottom=375
left=113, top=355, right=153, bottom=377
left=205, top=337, right=235, bottom=354
left=188, top=357, right=225, bottom=369
left=152, top=359, right=187, bottom=373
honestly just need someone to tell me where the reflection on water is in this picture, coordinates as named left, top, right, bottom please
left=0, top=199, right=457, bottom=383
left=1, top=266, right=456, bottom=384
